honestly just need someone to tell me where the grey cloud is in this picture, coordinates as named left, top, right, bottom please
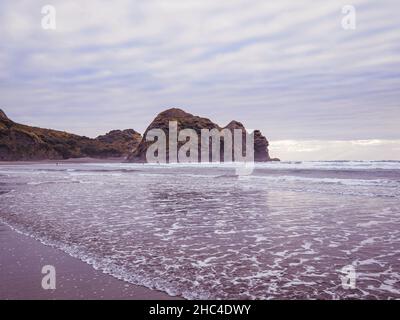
left=0, top=0, right=399, bottom=159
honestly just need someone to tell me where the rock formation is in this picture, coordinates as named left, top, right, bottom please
left=0, top=109, right=142, bottom=161
left=0, top=107, right=279, bottom=162
left=128, top=108, right=278, bottom=163
left=95, top=129, right=141, bottom=155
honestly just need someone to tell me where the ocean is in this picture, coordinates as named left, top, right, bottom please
left=1, top=161, right=399, bottom=299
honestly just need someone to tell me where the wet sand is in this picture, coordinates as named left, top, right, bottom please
left=0, top=223, right=181, bottom=300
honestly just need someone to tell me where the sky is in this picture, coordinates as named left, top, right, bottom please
left=0, top=0, right=399, bottom=160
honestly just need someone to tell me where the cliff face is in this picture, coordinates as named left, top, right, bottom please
left=223, top=120, right=272, bottom=162
left=128, top=108, right=276, bottom=163
left=128, top=108, right=220, bottom=162
left=0, top=109, right=142, bottom=161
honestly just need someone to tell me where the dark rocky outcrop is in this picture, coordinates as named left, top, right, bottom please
left=0, top=109, right=9, bottom=121
left=223, top=120, right=272, bottom=162
left=95, top=129, right=142, bottom=155
left=0, top=109, right=142, bottom=161
left=0, top=107, right=279, bottom=162
left=128, top=108, right=278, bottom=163
left=128, top=108, right=220, bottom=162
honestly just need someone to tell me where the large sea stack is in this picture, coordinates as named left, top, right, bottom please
left=128, top=108, right=278, bottom=163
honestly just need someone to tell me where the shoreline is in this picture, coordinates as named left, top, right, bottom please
left=0, top=223, right=182, bottom=300
left=0, top=157, right=127, bottom=165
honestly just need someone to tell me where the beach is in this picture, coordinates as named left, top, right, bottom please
left=0, top=223, right=179, bottom=300
left=1, top=0, right=399, bottom=303
left=1, top=161, right=400, bottom=299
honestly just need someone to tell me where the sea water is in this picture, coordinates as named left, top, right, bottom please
left=1, top=161, right=399, bottom=299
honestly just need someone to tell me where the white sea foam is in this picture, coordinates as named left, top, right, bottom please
left=1, top=162, right=400, bottom=299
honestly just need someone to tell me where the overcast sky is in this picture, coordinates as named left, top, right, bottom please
left=1, top=0, right=399, bottom=160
